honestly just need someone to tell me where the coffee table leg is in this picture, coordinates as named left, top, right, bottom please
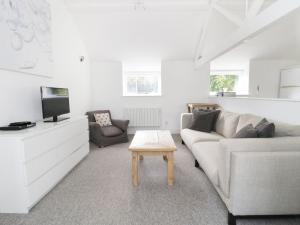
left=167, top=152, right=174, bottom=186
left=132, top=152, right=139, bottom=186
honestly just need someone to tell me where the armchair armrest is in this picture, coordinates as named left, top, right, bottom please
left=180, top=113, right=193, bottom=130
left=89, top=122, right=104, bottom=135
left=112, top=119, right=129, bottom=131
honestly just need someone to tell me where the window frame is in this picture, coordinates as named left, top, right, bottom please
left=209, top=69, right=248, bottom=96
left=122, top=70, right=162, bottom=97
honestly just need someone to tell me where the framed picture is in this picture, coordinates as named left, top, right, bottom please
left=0, top=0, right=53, bottom=77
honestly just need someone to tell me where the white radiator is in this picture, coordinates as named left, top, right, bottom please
left=124, top=108, right=161, bottom=127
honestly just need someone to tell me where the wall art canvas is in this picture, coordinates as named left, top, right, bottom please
left=0, top=0, right=53, bottom=77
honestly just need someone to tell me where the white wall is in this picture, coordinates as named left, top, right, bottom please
left=90, top=60, right=210, bottom=133
left=249, top=59, right=300, bottom=98
left=0, top=0, right=91, bottom=126
left=213, top=97, right=300, bottom=124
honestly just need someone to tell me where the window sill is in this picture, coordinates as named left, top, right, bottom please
left=123, top=94, right=162, bottom=97
left=209, top=96, right=300, bottom=102
left=209, top=94, right=250, bottom=97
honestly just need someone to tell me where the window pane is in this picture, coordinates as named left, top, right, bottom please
left=127, top=77, right=137, bottom=94
left=137, top=76, right=158, bottom=94
left=210, top=74, right=238, bottom=92
left=123, top=70, right=161, bottom=96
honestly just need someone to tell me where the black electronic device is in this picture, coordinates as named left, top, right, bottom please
left=41, top=87, right=70, bottom=122
left=9, top=121, right=33, bottom=127
left=0, top=122, right=36, bottom=131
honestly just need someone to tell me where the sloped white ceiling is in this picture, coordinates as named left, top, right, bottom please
left=69, top=12, right=206, bottom=62
left=66, top=0, right=278, bottom=62
left=213, top=7, right=300, bottom=64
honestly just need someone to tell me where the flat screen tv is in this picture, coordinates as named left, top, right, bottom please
left=41, top=87, right=70, bottom=122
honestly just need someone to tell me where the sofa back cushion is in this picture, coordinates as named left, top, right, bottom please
left=216, top=111, right=240, bottom=138
left=236, top=113, right=264, bottom=133
left=271, top=120, right=300, bottom=137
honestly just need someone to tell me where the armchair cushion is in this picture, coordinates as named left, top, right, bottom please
left=101, top=126, right=123, bottom=137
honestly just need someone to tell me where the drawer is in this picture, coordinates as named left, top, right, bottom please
left=24, top=131, right=89, bottom=185
left=27, top=142, right=89, bottom=208
left=22, top=118, right=88, bottom=162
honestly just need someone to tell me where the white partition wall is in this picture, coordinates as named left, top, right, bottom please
left=280, top=67, right=300, bottom=99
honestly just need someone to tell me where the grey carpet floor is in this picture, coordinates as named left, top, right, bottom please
left=1, top=135, right=299, bottom=225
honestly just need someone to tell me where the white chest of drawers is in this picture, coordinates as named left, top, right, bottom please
left=0, top=117, right=89, bottom=213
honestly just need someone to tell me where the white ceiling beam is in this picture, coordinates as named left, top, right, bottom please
left=66, top=0, right=211, bottom=11
left=195, top=0, right=300, bottom=68
left=213, top=3, right=243, bottom=27
left=247, top=0, right=265, bottom=18
left=245, top=0, right=249, bottom=17
left=194, top=1, right=216, bottom=63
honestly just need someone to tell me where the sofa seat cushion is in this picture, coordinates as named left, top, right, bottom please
left=216, top=111, right=240, bottom=138
left=192, top=142, right=221, bottom=187
left=101, top=125, right=123, bottom=137
left=181, top=128, right=224, bottom=150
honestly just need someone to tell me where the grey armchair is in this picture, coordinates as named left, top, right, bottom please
left=86, top=110, right=129, bottom=147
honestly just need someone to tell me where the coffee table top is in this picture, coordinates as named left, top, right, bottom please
left=129, top=130, right=176, bottom=152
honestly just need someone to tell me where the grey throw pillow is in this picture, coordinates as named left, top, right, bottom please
left=190, top=110, right=219, bottom=133
left=233, top=124, right=258, bottom=138
left=193, top=109, right=221, bottom=131
left=255, top=119, right=275, bottom=138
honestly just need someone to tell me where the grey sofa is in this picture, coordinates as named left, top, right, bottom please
left=86, top=110, right=129, bottom=147
left=180, top=110, right=300, bottom=225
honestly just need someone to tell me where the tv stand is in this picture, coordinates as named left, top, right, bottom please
left=0, top=117, right=89, bottom=213
left=44, top=116, right=70, bottom=123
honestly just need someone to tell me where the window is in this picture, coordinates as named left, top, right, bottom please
left=123, top=71, right=161, bottom=96
left=210, top=70, right=248, bottom=96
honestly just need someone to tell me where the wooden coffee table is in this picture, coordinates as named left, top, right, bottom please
left=129, top=130, right=176, bottom=186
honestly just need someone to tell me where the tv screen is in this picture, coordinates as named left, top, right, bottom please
left=41, top=87, right=70, bottom=122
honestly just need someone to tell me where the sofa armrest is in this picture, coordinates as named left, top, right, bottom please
left=112, top=119, right=129, bottom=132
left=228, top=151, right=300, bottom=215
left=180, top=113, right=193, bottom=130
left=217, top=137, right=300, bottom=215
